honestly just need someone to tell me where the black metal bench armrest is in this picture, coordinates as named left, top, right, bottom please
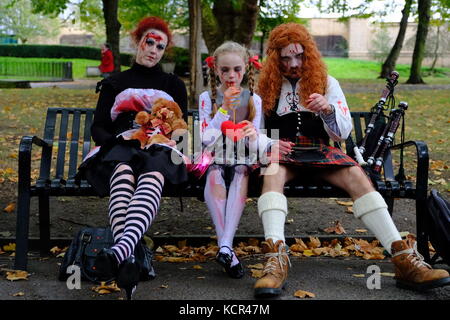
left=18, top=136, right=51, bottom=191
left=390, top=140, right=429, bottom=200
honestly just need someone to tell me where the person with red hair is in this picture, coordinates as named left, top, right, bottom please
left=253, top=22, right=450, bottom=298
left=77, top=16, right=188, bottom=299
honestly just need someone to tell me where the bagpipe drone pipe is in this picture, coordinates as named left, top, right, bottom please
left=349, top=71, right=408, bottom=181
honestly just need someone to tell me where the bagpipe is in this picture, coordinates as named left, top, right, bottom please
left=352, top=71, right=408, bottom=175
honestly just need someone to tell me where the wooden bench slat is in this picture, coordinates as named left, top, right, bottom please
left=68, top=110, right=82, bottom=179
left=54, top=110, right=70, bottom=182
left=37, top=109, right=57, bottom=186
left=82, top=110, right=94, bottom=160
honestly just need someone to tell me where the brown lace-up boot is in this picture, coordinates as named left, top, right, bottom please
left=254, top=239, right=291, bottom=298
left=391, top=240, right=450, bottom=291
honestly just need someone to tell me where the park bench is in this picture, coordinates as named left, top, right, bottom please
left=14, top=107, right=430, bottom=271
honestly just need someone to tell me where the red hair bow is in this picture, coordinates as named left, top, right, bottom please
left=205, top=56, right=215, bottom=69
left=248, top=55, right=262, bottom=70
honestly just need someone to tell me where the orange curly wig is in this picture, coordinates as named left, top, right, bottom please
left=257, top=23, right=328, bottom=116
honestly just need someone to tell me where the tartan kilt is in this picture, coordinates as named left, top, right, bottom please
left=278, top=136, right=357, bottom=168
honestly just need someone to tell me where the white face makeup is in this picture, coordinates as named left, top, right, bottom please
left=135, top=29, right=168, bottom=68
left=280, top=43, right=304, bottom=78
left=215, top=53, right=246, bottom=89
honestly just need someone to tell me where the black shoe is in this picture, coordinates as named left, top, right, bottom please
left=117, top=255, right=140, bottom=300
left=216, top=246, right=245, bottom=279
left=94, top=248, right=118, bottom=281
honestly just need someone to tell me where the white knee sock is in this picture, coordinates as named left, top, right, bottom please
left=258, top=191, right=288, bottom=243
left=353, top=191, right=402, bottom=254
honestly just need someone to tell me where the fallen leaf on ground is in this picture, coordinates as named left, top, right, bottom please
left=352, top=274, right=365, bottom=278
left=160, top=285, right=169, bottom=289
left=362, top=252, right=385, bottom=260
left=3, top=203, right=15, bottom=213
left=294, top=290, right=316, bottom=298
left=302, top=250, right=315, bottom=257
left=91, top=281, right=120, bottom=295
left=307, top=236, right=321, bottom=249
left=50, top=246, right=67, bottom=256
left=6, top=270, right=29, bottom=281
left=248, top=238, right=259, bottom=246
left=290, top=238, right=308, bottom=252
left=336, top=200, right=353, bottom=206
left=155, top=256, right=192, bottom=263
left=177, top=239, right=187, bottom=249
left=241, top=245, right=261, bottom=253
left=355, top=229, right=368, bottom=233
left=324, top=221, right=346, bottom=235
left=3, top=243, right=16, bottom=252
left=346, top=206, right=354, bottom=213
left=312, top=247, right=328, bottom=256
left=193, top=265, right=203, bottom=270
left=12, top=292, right=25, bottom=297
left=155, top=246, right=164, bottom=254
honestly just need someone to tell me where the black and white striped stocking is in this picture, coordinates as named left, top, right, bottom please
left=110, top=170, right=164, bottom=264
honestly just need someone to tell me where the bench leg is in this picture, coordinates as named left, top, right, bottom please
left=416, top=198, right=430, bottom=262
left=14, top=190, right=31, bottom=271
left=39, top=194, right=51, bottom=256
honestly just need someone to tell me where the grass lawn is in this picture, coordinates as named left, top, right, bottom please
left=325, top=58, right=450, bottom=84
left=0, top=84, right=448, bottom=197
left=0, top=56, right=449, bottom=83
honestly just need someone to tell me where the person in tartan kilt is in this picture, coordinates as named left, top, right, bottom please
left=253, top=22, right=450, bottom=298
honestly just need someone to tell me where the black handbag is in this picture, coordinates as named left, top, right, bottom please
left=58, top=227, right=156, bottom=283
left=427, top=189, right=450, bottom=266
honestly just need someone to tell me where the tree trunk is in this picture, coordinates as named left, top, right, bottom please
left=201, top=0, right=259, bottom=53
left=430, top=25, right=440, bottom=72
left=102, top=0, right=121, bottom=73
left=201, top=0, right=218, bottom=54
left=380, top=0, right=412, bottom=79
left=260, top=30, right=267, bottom=57
left=235, top=0, right=259, bottom=48
left=189, top=0, right=203, bottom=109
left=407, top=0, right=431, bottom=84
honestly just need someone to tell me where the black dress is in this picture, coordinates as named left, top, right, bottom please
left=77, top=63, right=189, bottom=197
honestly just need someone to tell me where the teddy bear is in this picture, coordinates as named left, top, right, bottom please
left=131, top=98, right=188, bottom=148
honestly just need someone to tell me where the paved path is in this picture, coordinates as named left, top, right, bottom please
left=1, top=251, right=449, bottom=302
left=30, top=79, right=99, bottom=90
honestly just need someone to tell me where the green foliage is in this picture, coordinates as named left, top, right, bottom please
left=0, top=0, right=61, bottom=43
left=119, top=0, right=189, bottom=33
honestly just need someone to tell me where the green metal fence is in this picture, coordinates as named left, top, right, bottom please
left=0, top=60, right=73, bottom=81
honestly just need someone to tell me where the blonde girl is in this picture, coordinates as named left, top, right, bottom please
left=198, top=41, right=266, bottom=278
